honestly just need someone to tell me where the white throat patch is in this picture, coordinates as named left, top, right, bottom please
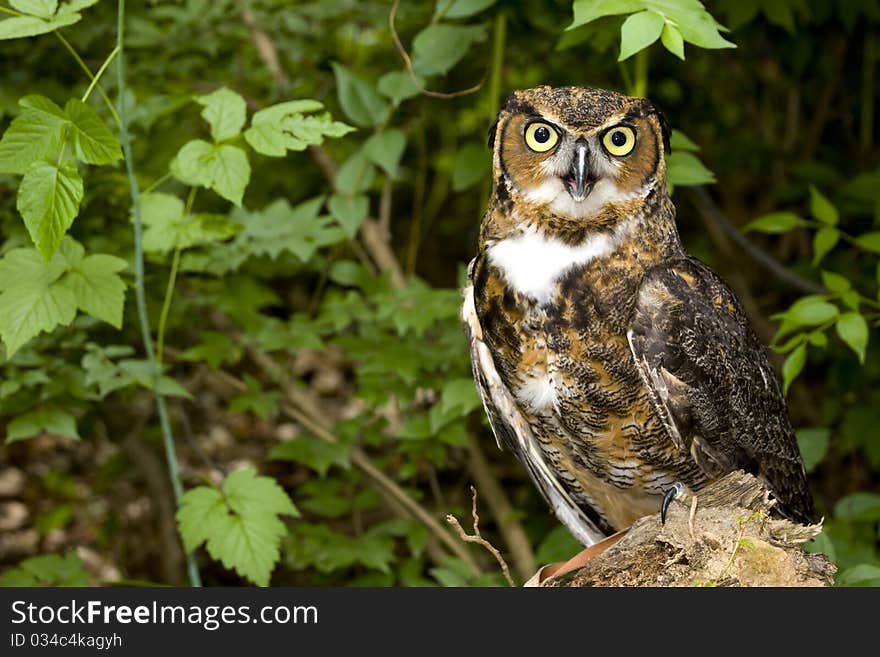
left=487, top=217, right=641, bottom=304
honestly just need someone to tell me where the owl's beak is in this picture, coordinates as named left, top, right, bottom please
left=567, top=139, right=592, bottom=202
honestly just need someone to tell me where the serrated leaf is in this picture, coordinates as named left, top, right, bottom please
left=176, top=468, right=298, bottom=586
left=7, top=406, right=79, bottom=443
left=812, top=227, right=839, bottom=266
left=180, top=331, right=241, bottom=370
left=440, top=378, right=482, bottom=418
left=244, top=100, right=353, bottom=157
left=782, top=343, right=806, bottom=395
left=795, top=427, right=830, bottom=473
left=117, top=359, right=192, bottom=398
left=229, top=374, right=280, bottom=419
left=808, top=185, right=838, bottom=225
left=330, top=62, right=389, bottom=128
left=363, top=129, right=406, bottom=178
left=377, top=71, right=423, bottom=106
left=744, top=211, right=800, bottom=234
left=328, top=194, right=369, bottom=239
left=64, top=98, right=122, bottom=165
left=0, top=246, right=76, bottom=356
left=58, top=253, right=127, bottom=328
left=0, top=12, right=80, bottom=40
left=412, top=23, right=485, bottom=77
left=11, top=0, right=58, bottom=18
left=196, top=87, right=247, bottom=142
left=619, top=10, right=664, bottom=61
left=661, top=22, right=685, bottom=59
left=270, top=437, right=350, bottom=477
left=172, top=140, right=250, bottom=206
left=0, top=95, right=68, bottom=174
left=0, top=551, right=89, bottom=587
left=836, top=312, right=868, bottom=363
left=17, top=160, right=83, bottom=261
left=139, top=192, right=238, bottom=254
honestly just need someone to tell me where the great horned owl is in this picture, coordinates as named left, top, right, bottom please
left=462, top=86, right=814, bottom=546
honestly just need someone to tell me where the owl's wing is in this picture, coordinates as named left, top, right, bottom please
left=462, top=260, right=607, bottom=546
left=627, top=257, right=814, bottom=524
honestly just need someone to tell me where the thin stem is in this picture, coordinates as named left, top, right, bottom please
left=55, top=31, right=121, bottom=128
left=156, top=246, right=181, bottom=368
left=116, top=0, right=201, bottom=587
left=633, top=48, right=649, bottom=97
left=143, top=172, right=173, bottom=194
left=82, top=46, right=120, bottom=103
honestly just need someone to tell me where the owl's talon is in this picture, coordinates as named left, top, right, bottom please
left=660, top=482, right=685, bottom=524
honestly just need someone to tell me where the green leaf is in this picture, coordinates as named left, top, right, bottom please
left=171, top=140, right=250, bottom=206
left=229, top=374, right=280, bottom=419
left=569, top=0, right=735, bottom=51
left=117, top=359, right=192, bottom=398
left=412, top=24, right=485, bottom=77
left=7, top=406, right=79, bottom=443
left=270, top=437, right=350, bottom=477
left=812, top=227, right=839, bottom=266
left=235, top=197, right=341, bottom=263
left=435, top=0, right=495, bottom=19
left=660, top=22, right=685, bottom=59
left=244, top=100, right=354, bottom=157
left=452, top=143, right=489, bottom=191
left=669, top=130, right=699, bottom=152
left=176, top=467, right=298, bottom=586
left=0, top=11, right=80, bottom=40
left=180, top=331, right=241, bottom=370
left=808, top=185, right=838, bottom=225
left=821, top=271, right=851, bottom=293
left=140, top=192, right=238, bottom=253
left=363, top=129, right=406, bottom=178
left=377, top=71, right=423, bottom=106
left=744, top=211, right=800, bottom=234
left=619, top=10, right=664, bottom=61
left=785, top=296, right=839, bottom=326
left=795, top=427, right=830, bottom=473
left=0, top=246, right=76, bottom=356
left=782, top=343, right=806, bottom=395
left=335, top=150, right=376, bottom=195
left=11, top=0, right=58, bottom=18
left=64, top=98, right=122, bottom=165
left=328, top=194, right=369, bottom=239
left=196, top=87, right=247, bottom=142
left=440, top=378, right=482, bottom=418
left=0, top=551, right=89, bottom=587
left=666, top=151, right=714, bottom=190
left=330, top=63, right=389, bottom=128
left=535, top=525, right=582, bottom=564
left=18, top=160, right=83, bottom=261
left=0, top=95, right=68, bottom=174
left=56, top=239, right=127, bottom=328
left=837, top=564, right=880, bottom=587
left=855, top=231, right=880, bottom=254
left=834, top=493, right=880, bottom=522
left=836, top=312, right=868, bottom=363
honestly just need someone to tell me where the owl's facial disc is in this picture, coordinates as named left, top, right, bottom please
left=563, top=139, right=595, bottom=202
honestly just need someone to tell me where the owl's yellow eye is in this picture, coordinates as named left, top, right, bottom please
left=602, top=126, right=636, bottom=156
left=524, top=122, right=559, bottom=153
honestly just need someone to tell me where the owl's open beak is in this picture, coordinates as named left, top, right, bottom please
left=567, top=139, right=592, bottom=202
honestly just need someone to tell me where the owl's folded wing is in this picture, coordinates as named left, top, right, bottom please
left=627, top=257, right=814, bottom=524
left=462, top=262, right=607, bottom=546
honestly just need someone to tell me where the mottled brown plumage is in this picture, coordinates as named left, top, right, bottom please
left=462, top=86, right=813, bottom=546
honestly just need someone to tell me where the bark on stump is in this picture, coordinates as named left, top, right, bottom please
left=529, top=471, right=835, bottom=587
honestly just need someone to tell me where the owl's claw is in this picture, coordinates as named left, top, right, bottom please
left=660, top=482, right=686, bottom=524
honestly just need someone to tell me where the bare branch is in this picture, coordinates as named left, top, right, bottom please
left=446, top=487, right=515, bottom=586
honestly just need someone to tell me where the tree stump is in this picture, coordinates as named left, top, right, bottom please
left=527, top=471, right=835, bottom=587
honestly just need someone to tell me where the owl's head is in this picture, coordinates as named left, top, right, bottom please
left=489, top=86, right=670, bottom=223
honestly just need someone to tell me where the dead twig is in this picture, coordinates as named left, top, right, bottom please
left=239, top=2, right=289, bottom=91
left=446, top=486, right=515, bottom=586
left=389, top=0, right=484, bottom=99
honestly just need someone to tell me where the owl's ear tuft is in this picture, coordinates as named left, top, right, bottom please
left=487, top=118, right=499, bottom=149
left=646, top=100, right=671, bottom=155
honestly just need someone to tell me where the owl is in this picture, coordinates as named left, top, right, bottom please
left=462, top=86, right=814, bottom=546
